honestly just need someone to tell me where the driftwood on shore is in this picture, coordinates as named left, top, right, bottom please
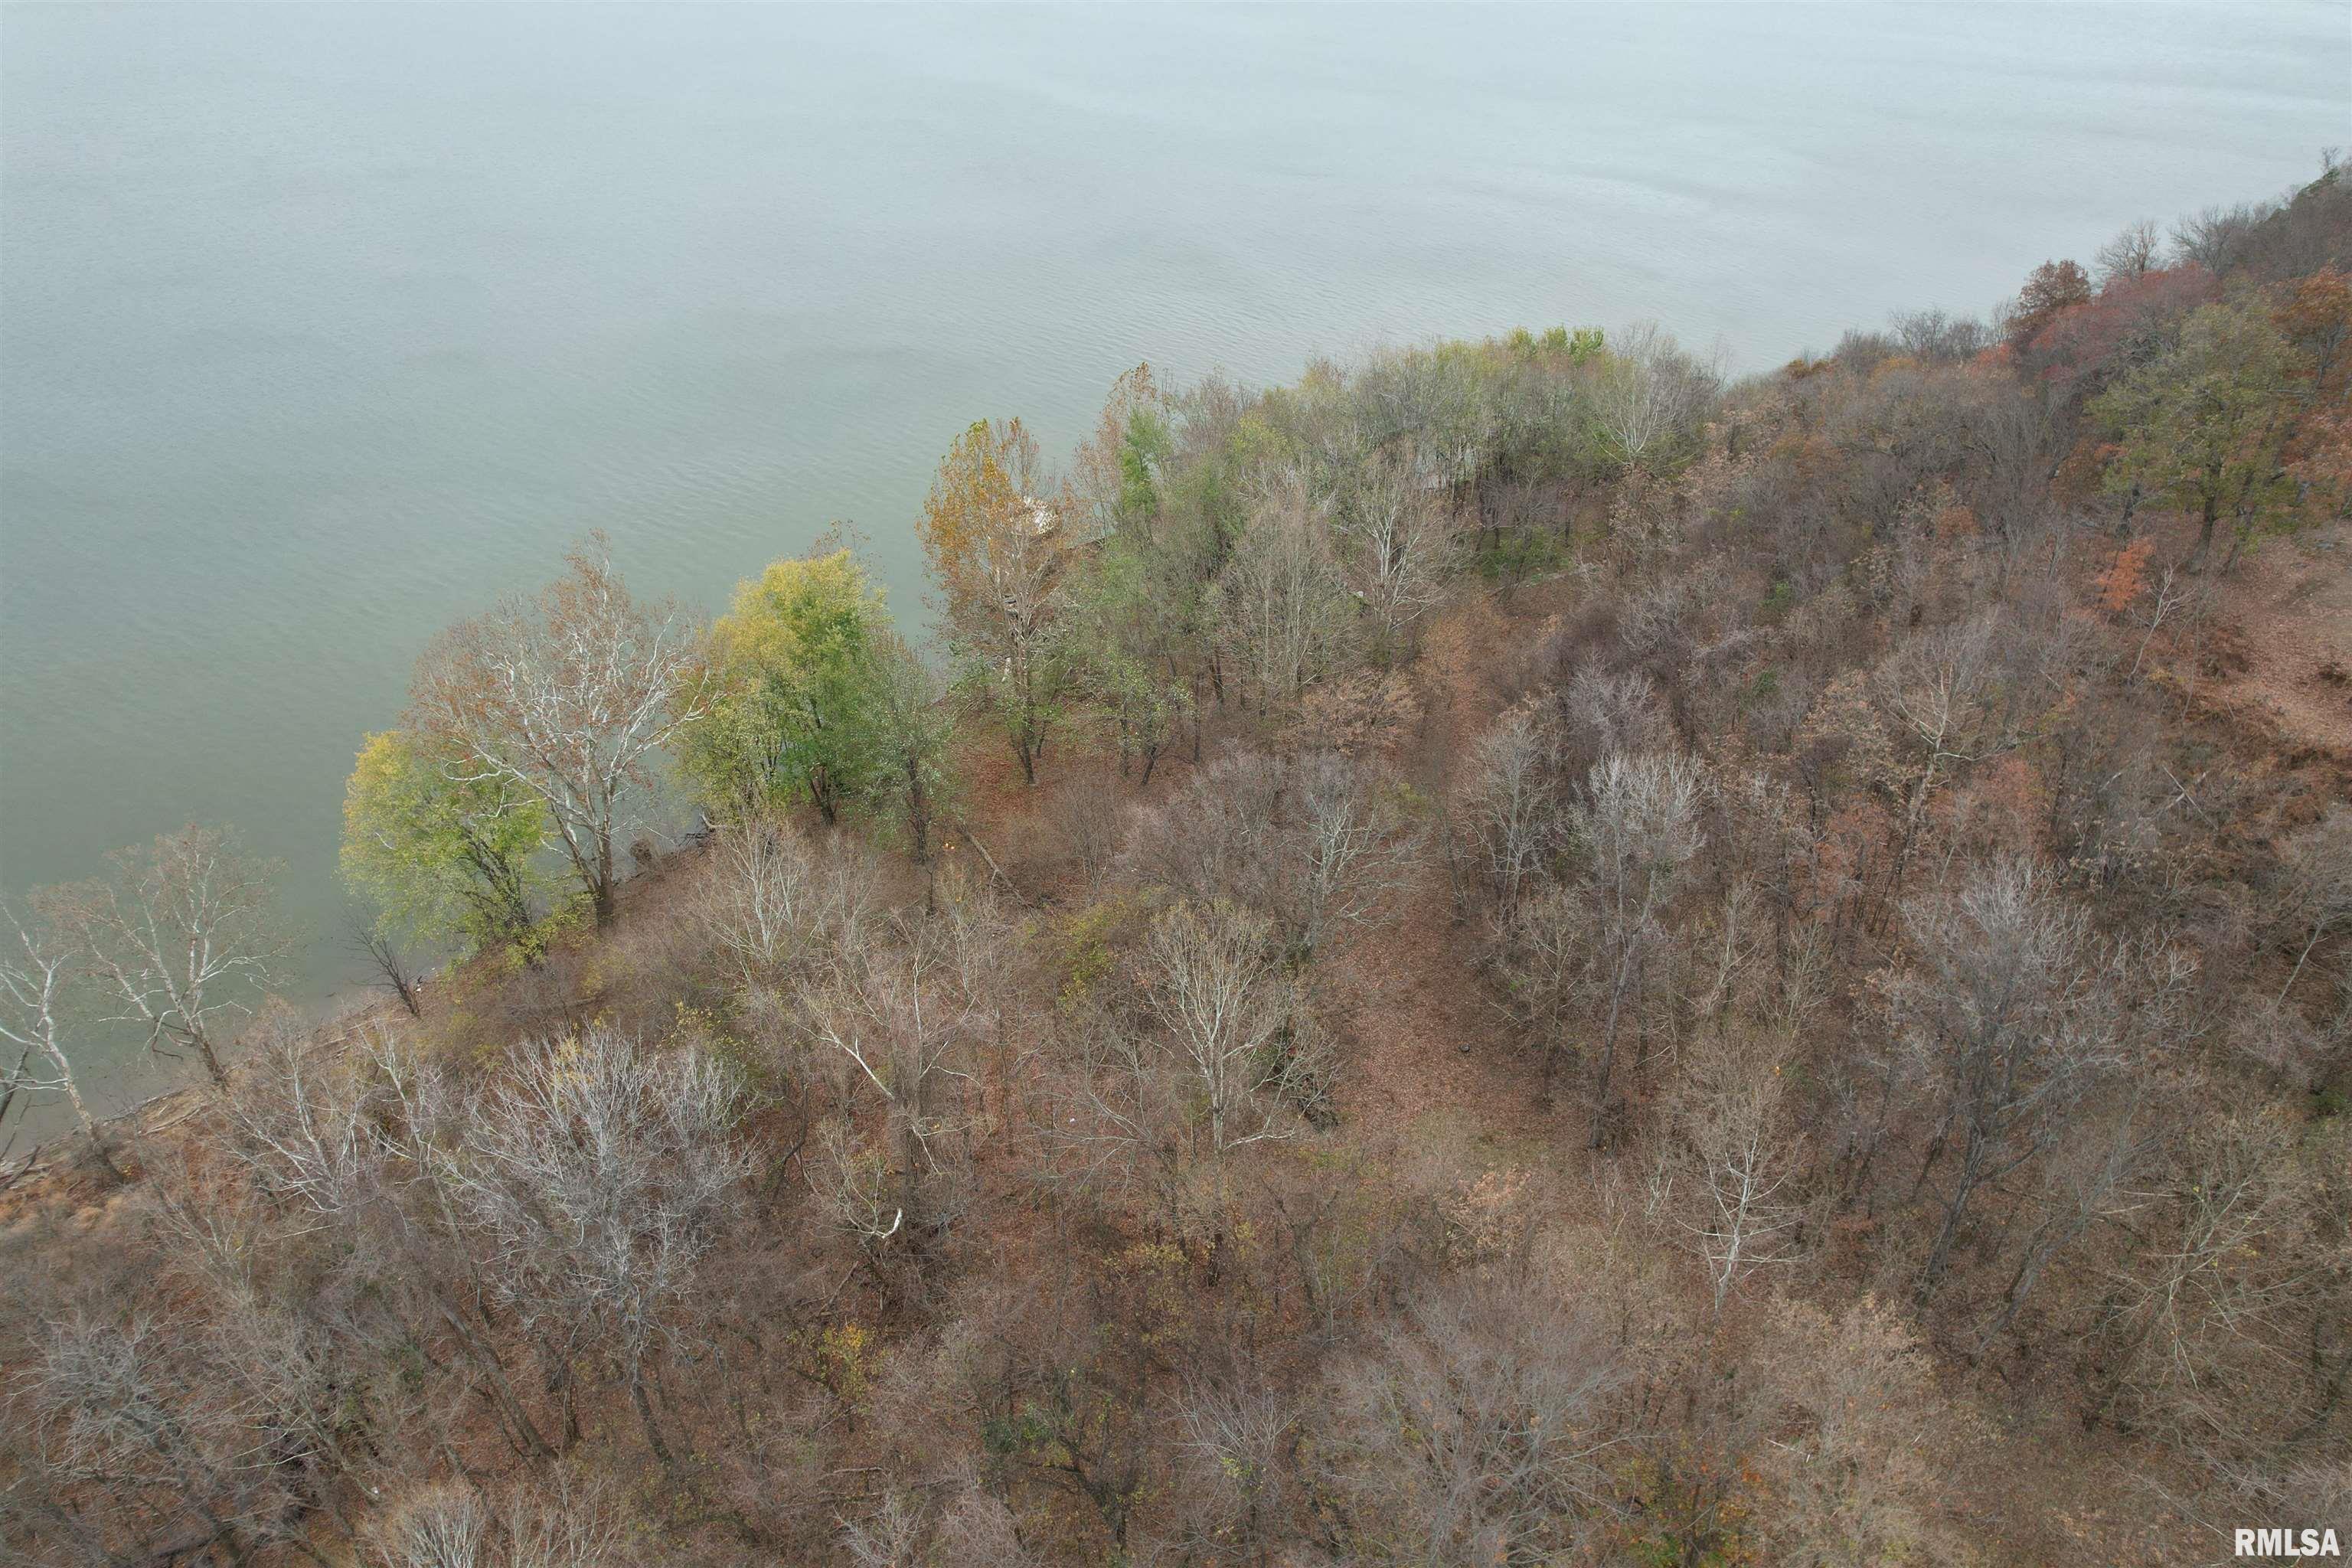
left=0, top=1005, right=393, bottom=1192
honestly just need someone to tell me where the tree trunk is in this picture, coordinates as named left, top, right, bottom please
left=630, top=1364, right=675, bottom=1467
left=905, top=761, right=930, bottom=865
left=2278, top=917, right=2333, bottom=1008
left=193, top=1032, right=230, bottom=1089
left=433, top=1299, right=555, bottom=1460
left=52, top=1060, right=124, bottom=1184
left=1917, top=1123, right=1988, bottom=1298
left=1586, top=944, right=1638, bottom=1150
left=593, top=838, right=617, bottom=926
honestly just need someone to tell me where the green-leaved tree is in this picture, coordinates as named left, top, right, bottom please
left=2093, top=297, right=2307, bottom=564
left=341, top=730, right=547, bottom=956
left=680, top=549, right=889, bottom=825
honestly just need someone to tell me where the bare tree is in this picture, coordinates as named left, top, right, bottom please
left=1044, top=901, right=1328, bottom=1240
left=1490, top=882, right=1585, bottom=1094
left=1126, top=752, right=1287, bottom=923
left=1211, top=467, right=1357, bottom=712
left=18, top=1312, right=316, bottom=1568
left=209, top=1022, right=559, bottom=1462
left=1754, top=1295, right=1955, bottom=1567
left=1589, top=322, right=1719, bottom=472
left=1557, top=668, right=1672, bottom=776
left=1287, top=751, right=1423, bottom=959
left=1170, top=1365, right=1300, bottom=1563
left=407, top=537, right=710, bottom=924
left=1335, top=451, right=1459, bottom=662
left=1459, top=701, right=1563, bottom=912
left=1127, top=750, right=1419, bottom=960
left=797, top=887, right=1002, bottom=1269
left=35, top=825, right=287, bottom=1088
left=2095, top=218, right=2164, bottom=286
left=344, top=907, right=423, bottom=1018
left=214, top=1001, right=377, bottom=1222
left=1674, top=1032, right=1805, bottom=1310
left=371, top=1471, right=626, bottom=1568
left=1682, top=877, right=1769, bottom=1032
left=946, top=1270, right=1161, bottom=1553
left=452, top=1025, right=750, bottom=1465
left=805, top=1113, right=912, bottom=1259
left=1041, top=775, right=1129, bottom=892
left=501, top=1475, right=630, bottom=1568
left=1039, top=1002, right=1194, bottom=1230
left=1971, top=1090, right=2151, bottom=1353
left=2126, top=559, right=2196, bottom=678
left=0, top=903, right=119, bottom=1178
left=1142, top=901, right=1312, bottom=1167
left=1890, top=308, right=1990, bottom=362
left=1329, top=1280, right=1619, bottom=1566
left=2088, top=1110, right=2319, bottom=1448
left=838, top=1490, right=926, bottom=1568
left=2274, top=805, right=2352, bottom=1013
left=2169, top=201, right=2269, bottom=273
left=1875, top=610, right=2005, bottom=897
left=1884, top=856, right=2125, bottom=1296
left=1568, top=751, right=1707, bottom=1145
left=1488, top=749, right=1707, bottom=1132
left=931, top=1488, right=1044, bottom=1568
left=694, top=816, right=873, bottom=993
left=371, top=1484, right=485, bottom=1568
left=158, top=1243, right=390, bottom=1555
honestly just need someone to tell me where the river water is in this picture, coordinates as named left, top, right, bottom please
left=3, top=2, right=2346, bottom=1104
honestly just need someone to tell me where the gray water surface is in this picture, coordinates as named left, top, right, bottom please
left=4, top=2, right=2347, bottom=1102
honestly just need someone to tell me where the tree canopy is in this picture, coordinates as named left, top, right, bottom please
left=680, top=548, right=890, bottom=825
left=918, top=417, right=1077, bottom=786
left=404, top=537, right=707, bottom=923
left=341, top=728, right=547, bottom=954
left=2092, top=296, right=2306, bottom=560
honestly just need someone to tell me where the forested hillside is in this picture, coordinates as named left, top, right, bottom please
left=5, top=163, right=2350, bottom=1567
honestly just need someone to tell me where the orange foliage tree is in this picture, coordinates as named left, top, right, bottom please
left=2093, top=536, right=2155, bottom=618
left=918, top=418, right=1078, bottom=786
left=2004, top=259, right=2092, bottom=351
